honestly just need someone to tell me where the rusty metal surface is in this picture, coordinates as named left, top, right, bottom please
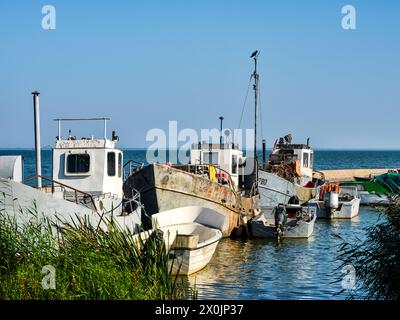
left=123, top=163, right=258, bottom=237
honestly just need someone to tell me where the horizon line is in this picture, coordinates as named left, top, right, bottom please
left=1, top=147, right=400, bottom=151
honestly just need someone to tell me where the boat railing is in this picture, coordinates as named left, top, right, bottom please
left=23, top=174, right=98, bottom=212
left=124, top=187, right=142, bottom=215
left=185, top=162, right=236, bottom=187
left=313, top=170, right=326, bottom=182
left=124, top=160, right=145, bottom=179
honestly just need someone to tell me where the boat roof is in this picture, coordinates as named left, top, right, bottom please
left=55, top=138, right=117, bottom=149
left=191, top=142, right=240, bottom=151
left=277, top=143, right=311, bottom=150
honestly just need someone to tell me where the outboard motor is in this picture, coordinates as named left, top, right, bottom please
left=324, top=189, right=339, bottom=218
left=288, top=195, right=300, bottom=205
left=274, top=204, right=287, bottom=237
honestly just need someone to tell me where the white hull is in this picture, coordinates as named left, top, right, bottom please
left=308, top=198, right=360, bottom=219
left=168, top=240, right=220, bottom=275
left=0, top=177, right=141, bottom=233
left=258, top=171, right=294, bottom=208
left=250, top=206, right=317, bottom=239
left=258, top=171, right=318, bottom=208
left=152, top=206, right=226, bottom=276
left=358, top=191, right=389, bottom=205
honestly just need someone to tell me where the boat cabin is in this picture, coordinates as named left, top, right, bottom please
left=189, top=142, right=244, bottom=187
left=52, top=118, right=123, bottom=199
left=269, top=135, right=313, bottom=179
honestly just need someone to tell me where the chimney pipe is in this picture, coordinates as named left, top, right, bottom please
left=32, top=91, right=42, bottom=189
left=262, top=139, right=266, bottom=167
left=219, top=116, right=224, bottom=146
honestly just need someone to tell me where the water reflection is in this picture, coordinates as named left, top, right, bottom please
left=186, top=208, right=383, bottom=300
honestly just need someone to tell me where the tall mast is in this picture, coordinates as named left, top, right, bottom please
left=251, top=50, right=259, bottom=191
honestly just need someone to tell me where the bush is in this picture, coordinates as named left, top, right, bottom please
left=336, top=195, right=400, bottom=300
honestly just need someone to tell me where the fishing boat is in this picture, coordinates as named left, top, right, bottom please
left=0, top=93, right=141, bottom=233
left=151, top=206, right=227, bottom=275
left=258, top=134, right=324, bottom=209
left=250, top=203, right=317, bottom=239
left=123, top=53, right=263, bottom=238
left=307, top=185, right=360, bottom=219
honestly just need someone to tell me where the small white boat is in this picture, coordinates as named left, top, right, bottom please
left=308, top=186, right=360, bottom=219
left=151, top=206, right=228, bottom=275
left=358, top=191, right=389, bottom=206
left=250, top=204, right=317, bottom=239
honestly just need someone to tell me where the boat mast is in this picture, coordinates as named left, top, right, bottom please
left=251, top=50, right=259, bottom=191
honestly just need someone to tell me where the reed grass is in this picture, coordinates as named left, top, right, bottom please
left=0, top=198, right=193, bottom=300
left=336, top=195, right=400, bottom=300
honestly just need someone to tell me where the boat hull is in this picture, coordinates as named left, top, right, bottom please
left=250, top=206, right=317, bottom=239
left=124, top=164, right=257, bottom=237
left=358, top=191, right=389, bottom=205
left=0, top=177, right=141, bottom=233
left=168, top=240, right=220, bottom=275
left=152, top=207, right=226, bottom=276
left=308, top=198, right=360, bottom=219
left=258, top=170, right=317, bottom=208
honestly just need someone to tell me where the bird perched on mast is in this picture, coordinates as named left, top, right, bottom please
left=250, top=50, right=258, bottom=58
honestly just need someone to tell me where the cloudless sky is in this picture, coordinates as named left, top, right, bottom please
left=0, top=0, right=399, bottom=149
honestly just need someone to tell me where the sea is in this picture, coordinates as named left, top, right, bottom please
left=1, top=149, right=400, bottom=300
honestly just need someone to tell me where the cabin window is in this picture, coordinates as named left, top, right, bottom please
left=67, top=154, right=90, bottom=174
left=232, top=155, right=238, bottom=174
left=310, top=153, right=313, bottom=169
left=118, top=153, right=122, bottom=178
left=303, top=153, right=309, bottom=168
left=203, top=152, right=219, bottom=165
left=284, top=152, right=294, bottom=162
left=108, top=152, right=116, bottom=176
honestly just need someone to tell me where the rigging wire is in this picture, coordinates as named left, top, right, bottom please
left=238, top=74, right=253, bottom=129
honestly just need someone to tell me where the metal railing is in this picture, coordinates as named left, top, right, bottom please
left=123, top=160, right=145, bottom=180
left=23, top=175, right=98, bottom=212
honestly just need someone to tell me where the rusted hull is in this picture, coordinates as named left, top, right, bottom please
left=123, top=164, right=257, bottom=237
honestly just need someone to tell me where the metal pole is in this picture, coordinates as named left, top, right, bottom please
left=219, top=116, right=224, bottom=145
left=58, top=119, right=61, bottom=140
left=262, top=139, right=266, bottom=167
left=32, top=91, right=42, bottom=189
left=253, top=55, right=258, bottom=163
left=104, top=119, right=107, bottom=139
left=251, top=50, right=259, bottom=193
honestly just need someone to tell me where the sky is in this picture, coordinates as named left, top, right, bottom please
left=0, top=0, right=399, bottom=149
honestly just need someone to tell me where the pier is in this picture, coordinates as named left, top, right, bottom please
left=314, top=168, right=399, bottom=182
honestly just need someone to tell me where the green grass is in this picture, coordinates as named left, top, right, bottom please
left=0, top=201, right=194, bottom=300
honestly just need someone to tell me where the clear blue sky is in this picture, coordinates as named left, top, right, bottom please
left=0, top=0, right=399, bottom=149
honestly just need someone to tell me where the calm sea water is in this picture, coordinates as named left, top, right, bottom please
left=1, top=149, right=398, bottom=299
left=2, top=149, right=400, bottom=179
